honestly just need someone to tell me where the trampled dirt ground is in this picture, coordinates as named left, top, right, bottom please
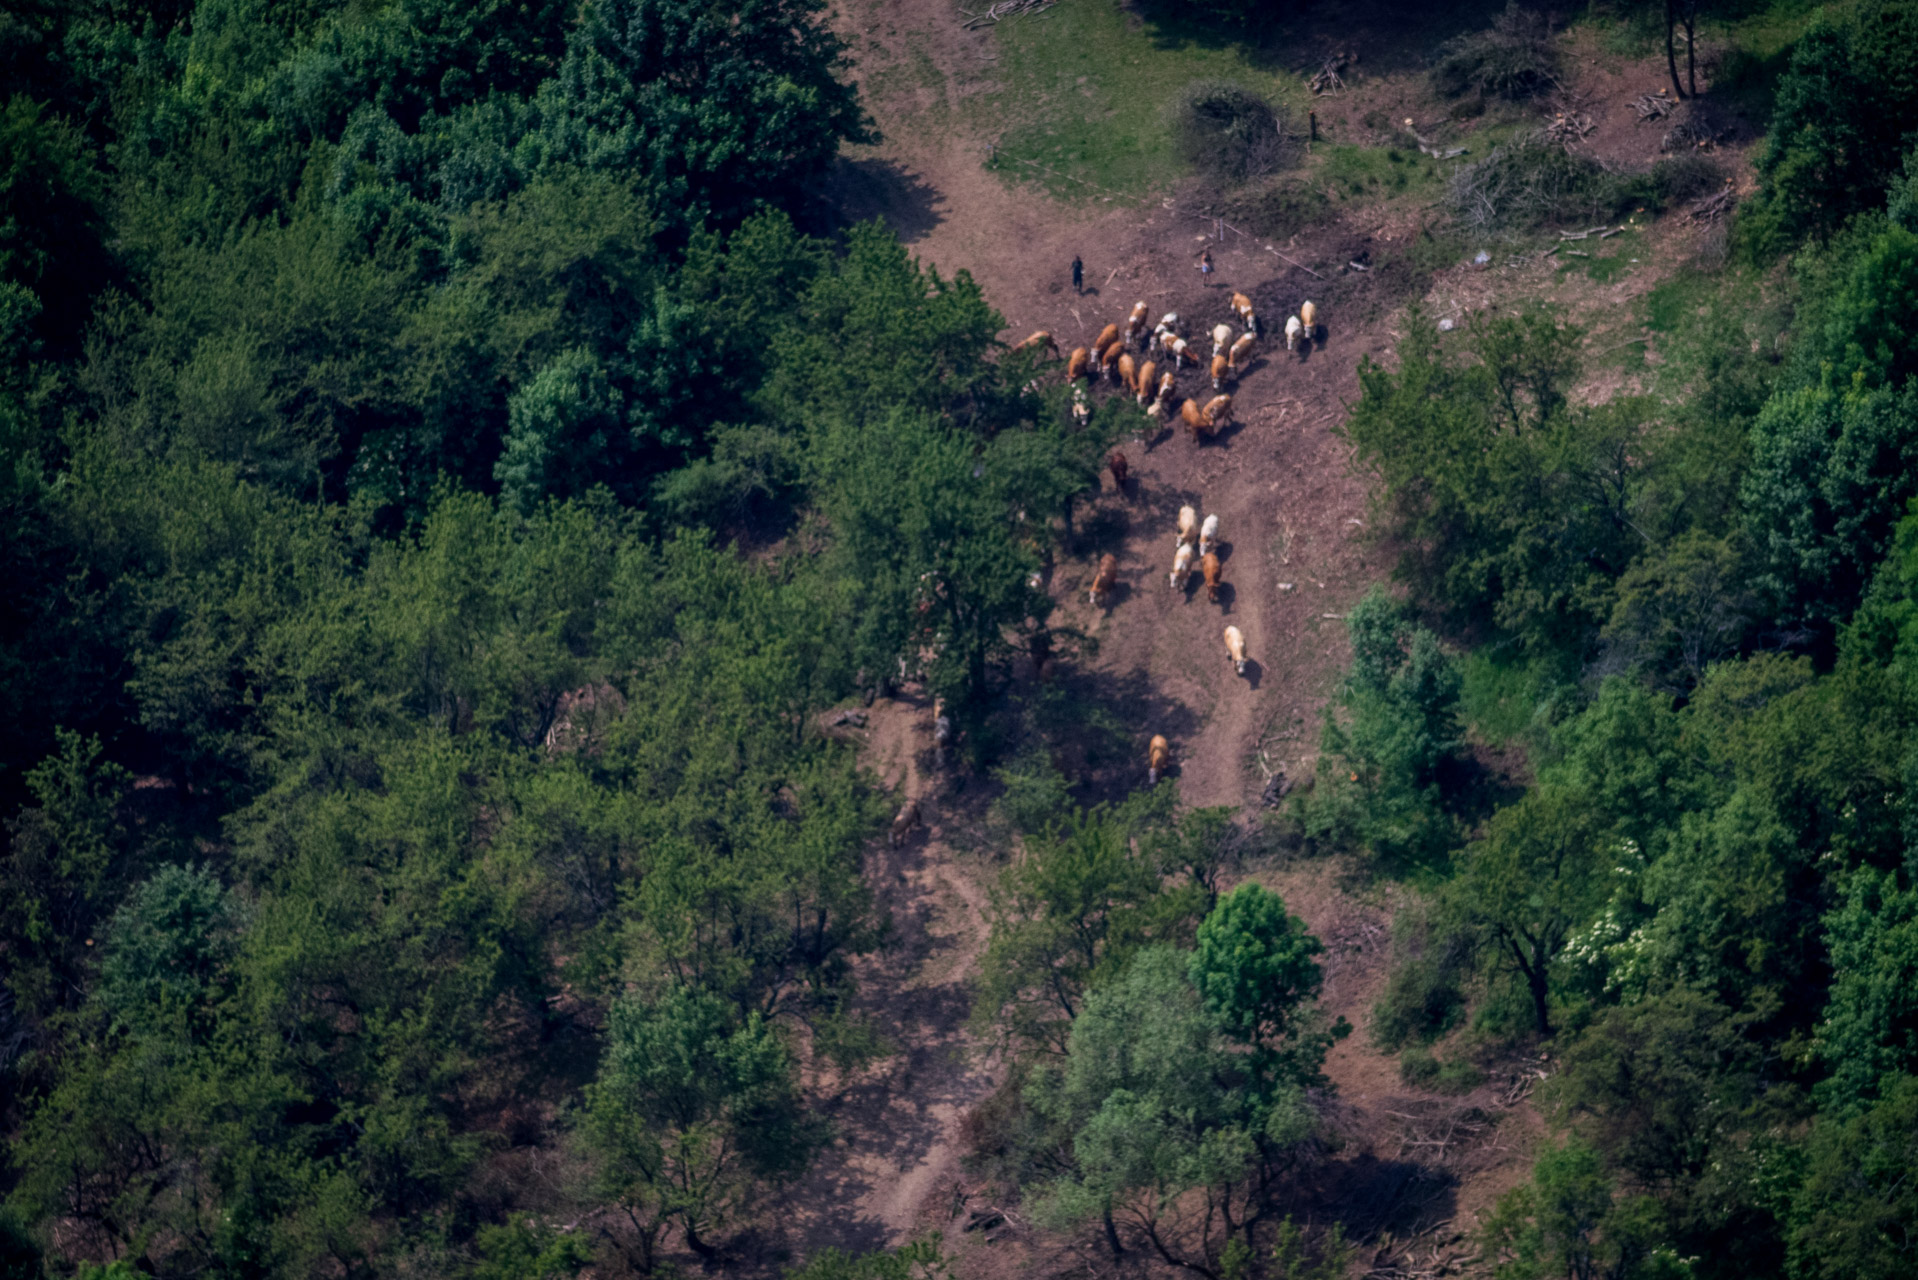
left=733, top=3, right=1764, bottom=1275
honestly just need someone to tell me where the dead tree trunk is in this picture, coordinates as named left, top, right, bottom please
left=1664, top=0, right=1689, bottom=99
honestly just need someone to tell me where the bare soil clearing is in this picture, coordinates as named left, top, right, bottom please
left=753, top=3, right=1765, bottom=1274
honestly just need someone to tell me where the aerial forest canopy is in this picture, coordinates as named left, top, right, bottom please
left=5, top=0, right=1918, bottom=1277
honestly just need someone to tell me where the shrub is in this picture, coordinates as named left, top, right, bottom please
left=1218, top=178, right=1331, bottom=239
left=1448, top=138, right=1612, bottom=232
left=1172, top=80, right=1299, bottom=185
left=1430, top=2, right=1561, bottom=103
left=1398, top=1047, right=1485, bottom=1094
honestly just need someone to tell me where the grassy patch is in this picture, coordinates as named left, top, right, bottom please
left=1555, top=229, right=1644, bottom=283
left=1315, top=144, right=1444, bottom=203
left=1458, top=650, right=1565, bottom=748
left=983, top=2, right=1299, bottom=201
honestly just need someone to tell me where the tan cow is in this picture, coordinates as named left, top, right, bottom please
left=1181, top=397, right=1207, bottom=439
left=1147, top=734, right=1172, bottom=785
left=1135, top=359, right=1159, bottom=405
left=1067, top=346, right=1091, bottom=380
left=1155, top=371, right=1177, bottom=412
left=1300, top=300, right=1318, bottom=338
left=1176, top=504, right=1198, bottom=547
left=1199, top=513, right=1220, bottom=558
left=1228, top=333, right=1256, bottom=371
left=1230, top=291, right=1256, bottom=329
left=1118, top=352, right=1138, bottom=394
left=1012, top=330, right=1058, bottom=355
left=1101, top=343, right=1123, bottom=383
left=1203, top=394, right=1234, bottom=432
left=1224, top=625, right=1247, bottom=676
left=1210, top=353, right=1229, bottom=391
left=1201, top=551, right=1222, bottom=604
left=1089, top=553, right=1118, bottom=607
left=1169, top=542, right=1195, bottom=591
left=890, top=800, right=921, bottom=848
left=1211, top=322, right=1233, bottom=358
left=1285, top=315, right=1303, bottom=352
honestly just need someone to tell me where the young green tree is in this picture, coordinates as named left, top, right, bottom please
left=576, top=987, right=820, bottom=1266
left=1024, top=948, right=1318, bottom=1276
left=1189, top=883, right=1343, bottom=1080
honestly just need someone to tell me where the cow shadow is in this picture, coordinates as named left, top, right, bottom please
left=1215, top=581, right=1238, bottom=614
left=1241, top=657, right=1264, bottom=689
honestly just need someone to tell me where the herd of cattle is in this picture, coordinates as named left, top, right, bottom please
left=1012, top=293, right=1321, bottom=446
left=891, top=286, right=1322, bottom=823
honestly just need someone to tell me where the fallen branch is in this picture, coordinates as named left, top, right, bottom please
left=960, top=0, right=1056, bottom=28
left=1263, top=245, right=1325, bottom=279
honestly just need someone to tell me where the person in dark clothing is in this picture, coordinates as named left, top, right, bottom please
left=1072, top=255, right=1083, bottom=294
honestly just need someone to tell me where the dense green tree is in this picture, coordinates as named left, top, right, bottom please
left=1744, top=0, right=1918, bottom=253
left=1303, top=588, right=1465, bottom=871
left=1188, top=883, right=1335, bottom=1070
left=1024, top=947, right=1320, bottom=1275
left=576, top=986, right=820, bottom=1265
left=1481, top=1138, right=1693, bottom=1280
left=1786, top=1072, right=1918, bottom=1280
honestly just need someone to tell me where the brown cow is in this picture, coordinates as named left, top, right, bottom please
left=1095, top=322, right=1120, bottom=354
left=1147, top=734, right=1171, bottom=784
left=1176, top=504, right=1199, bottom=547
left=1210, top=353, right=1229, bottom=391
left=1119, top=352, right=1138, bottom=393
left=1012, top=330, right=1058, bottom=355
left=1201, top=551, right=1222, bottom=604
left=1067, top=346, right=1090, bottom=381
left=1089, top=553, right=1118, bottom=607
left=1181, top=398, right=1206, bottom=439
left=1124, top=301, right=1150, bottom=347
left=1230, top=291, right=1256, bottom=327
left=1028, top=629, right=1052, bottom=682
left=1101, top=343, right=1124, bottom=383
left=1134, top=360, right=1158, bottom=405
left=1108, top=451, right=1129, bottom=491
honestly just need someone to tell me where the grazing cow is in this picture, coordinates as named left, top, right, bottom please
left=1170, top=541, right=1195, bottom=591
left=1160, top=312, right=1181, bottom=335
left=1095, top=322, right=1120, bottom=355
left=1230, top=292, right=1256, bottom=330
left=1118, top=352, right=1137, bottom=394
left=891, top=800, right=921, bottom=848
left=1182, top=397, right=1207, bottom=439
left=1108, top=450, right=1129, bottom=491
left=1012, top=330, right=1058, bottom=356
left=1155, top=372, right=1177, bottom=412
left=1228, top=332, right=1257, bottom=372
left=1068, top=346, right=1091, bottom=380
left=1200, top=513, right=1220, bottom=558
left=1203, top=394, right=1234, bottom=432
left=1071, top=384, right=1090, bottom=427
left=1125, top=301, right=1150, bottom=347
left=1204, top=393, right=1235, bottom=437
left=1210, top=353, right=1229, bottom=391
left=1301, top=300, right=1318, bottom=338
left=1177, top=504, right=1199, bottom=546
left=1171, top=337, right=1200, bottom=369
left=933, top=699, right=955, bottom=760
left=1135, top=360, right=1158, bottom=405
left=1028, top=631, right=1052, bottom=682
left=1286, top=316, right=1304, bottom=352
left=1089, top=553, right=1118, bottom=607
left=1224, top=625, right=1248, bottom=676
left=1101, top=343, right=1123, bottom=383
left=1201, top=551, right=1223, bottom=603
left=1147, top=734, right=1171, bottom=785
left=1212, top=322, right=1234, bottom=358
